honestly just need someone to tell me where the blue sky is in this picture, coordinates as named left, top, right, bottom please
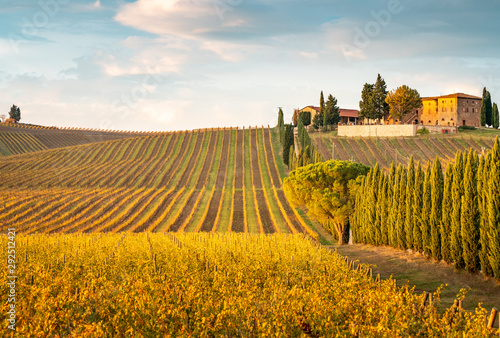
left=1, top=0, right=499, bottom=131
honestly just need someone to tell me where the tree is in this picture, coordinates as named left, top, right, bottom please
left=412, top=162, right=424, bottom=252
left=282, top=124, right=294, bottom=168
left=373, top=74, right=389, bottom=121
left=292, top=110, right=299, bottom=127
left=359, top=83, right=376, bottom=120
left=488, top=138, right=500, bottom=279
left=451, top=151, right=465, bottom=269
left=385, top=85, right=422, bottom=121
left=492, top=102, right=499, bottom=129
left=461, top=150, right=480, bottom=273
left=429, top=157, right=444, bottom=261
left=9, top=105, right=21, bottom=122
left=478, top=154, right=493, bottom=276
left=481, top=88, right=493, bottom=126
left=441, top=163, right=453, bottom=263
left=421, top=164, right=432, bottom=255
left=283, top=160, right=370, bottom=244
left=300, top=110, right=311, bottom=126
left=404, top=156, right=415, bottom=249
left=395, top=167, right=407, bottom=249
left=325, top=94, right=340, bottom=126
left=278, top=108, right=284, bottom=145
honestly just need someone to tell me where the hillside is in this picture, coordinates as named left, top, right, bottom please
left=0, top=127, right=315, bottom=235
left=0, top=124, right=149, bottom=156
left=312, top=132, right=499, bottom=169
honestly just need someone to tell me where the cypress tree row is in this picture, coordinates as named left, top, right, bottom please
left=461, top=150, right=480, bottom=273
left=350, top=137, right=500, bottom=279
left=440, top=163, right=453, bottom=263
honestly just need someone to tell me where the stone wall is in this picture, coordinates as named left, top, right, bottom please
left=417, top=125, right=458, bottom=134
left=338, top=124, right=417, bottom=137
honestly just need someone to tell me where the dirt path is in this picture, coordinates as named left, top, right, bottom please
left=331, top=243, right=500, bottom=311
left=231, top=190, right=245, bottom=232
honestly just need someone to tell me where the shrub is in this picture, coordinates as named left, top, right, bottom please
left=458, top=125, right=476, bottom=131
left=416, top=127, right=430, bottom=135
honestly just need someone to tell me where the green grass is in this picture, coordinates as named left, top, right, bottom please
left=459, top=127, right=500, bottom=136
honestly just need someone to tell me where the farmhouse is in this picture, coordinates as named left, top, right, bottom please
left=297, top=106, right=360, bottom=125
left=413, top=93, right=482, bottom=127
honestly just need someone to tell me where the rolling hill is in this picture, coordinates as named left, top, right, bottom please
left=0, top=127, right=316, bottom=235
left=312, top=132, right=499, bottom=169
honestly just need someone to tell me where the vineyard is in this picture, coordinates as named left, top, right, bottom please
left=312, top=133, right=499, bottom=169
left=0, top=124, right=144, bottom=156
left=2, top=232, right=497, bottom=336
left=0, top=127, right=315, bottom=235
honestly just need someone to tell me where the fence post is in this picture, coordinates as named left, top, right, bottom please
left=487, top=307, right=498, bottom=329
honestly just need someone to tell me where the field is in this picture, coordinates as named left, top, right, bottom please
left=0, top=124, right=142, bottom=156
left=0, top=127, right=316, bottom=235
left=2, top=232, right=496, bottom=336
left=312, top=132, right=499, bottom=169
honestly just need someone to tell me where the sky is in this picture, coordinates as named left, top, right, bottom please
left=1, top=0, right=500, bottom=132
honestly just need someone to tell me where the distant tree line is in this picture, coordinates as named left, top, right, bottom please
left=352, top=138, right=500, bottom=279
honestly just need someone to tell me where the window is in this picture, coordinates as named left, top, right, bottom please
left=451, top=107, right=454, bottom=112
left=442, top=118, right=445, bottom=121
left=472, top=108, right=475, bottom=113
left=428, top=120, right=431, bottom=123
left=466, top=108, right=469, bottom=112
left=442, top=108, right=445, bottom=112
left=463, top=108, right=466, bottom=112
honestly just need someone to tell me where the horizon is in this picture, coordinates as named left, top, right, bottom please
left=1, top=0, right=499, bottom=132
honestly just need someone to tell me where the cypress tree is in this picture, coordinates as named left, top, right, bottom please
left=421, top=164, right=432, bottom=255
left=493, top=103, right=499, bottom=129
left=481, top=88, right=493, bottom=126
left=388, top=165, right=401, bottom=247
left=404, top=156, right=415, bottom=249
left=278, top=108, right=284, bottom=144
left=441, top=163, right=454, bottom=263
left=283, top=124, right=294, bottom=167
left=412, top=162, right=424, bottom=252
left=396, top=166, right=407, bottom=249
left=487, top=164, right=500, bottom=279
left=367, top=165, right=380, bottom=245
left=451, top=151, right=465, bottom=269
left=461, top=150, right=480, bottom=273
left=430, top=157, right=444, bottom=260
left=488, top=138, right=500, bottom=279
left=478, top=154, right=493, bottom=276
left=377, top=173, right=389, bottom=245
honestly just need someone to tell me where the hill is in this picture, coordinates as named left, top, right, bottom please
left=312, top=132, right=499, bottom=169
left=0, top=123, right=151, bottom=156
left=0, top=127, right=315, bottom=235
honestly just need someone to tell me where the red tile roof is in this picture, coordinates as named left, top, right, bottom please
left=339, top=109, right=359, bottom=118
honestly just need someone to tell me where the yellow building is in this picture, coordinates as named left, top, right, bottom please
left=414, top=93, right=482, bottom=127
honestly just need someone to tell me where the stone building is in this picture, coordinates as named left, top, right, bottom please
left=410, top=93, right=482, bottom=127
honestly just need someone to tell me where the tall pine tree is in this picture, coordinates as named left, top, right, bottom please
left=481, top=88, right=493, bottom=126
left=461, top=150, right=480, bottom=273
